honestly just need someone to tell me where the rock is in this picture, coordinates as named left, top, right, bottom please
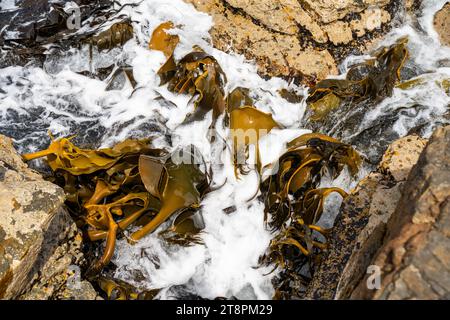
left=434, top=2, right=450, bottom=47
left=351, top=125, right=450, bottom=299
left=378, top=135, right=428, bottom=181
left=0, top=0, right=114, bottom=68
left=304, top=134, right=427, bottom=299
left=0, top=135, right=99, bottom=300
left=184, top=0, right=400, bottom=82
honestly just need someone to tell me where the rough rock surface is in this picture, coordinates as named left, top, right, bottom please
left=184, top=0, right=400, bottom=81
left=0, top=135, right=99, bottom=300
left=434, top=2, right=450, bottom=47
left=351, top=125, right=450, bottom=299
left=304, top=134, right=427, bottom=299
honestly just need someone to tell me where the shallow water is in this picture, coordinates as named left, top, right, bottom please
left=0, top=0, right=448, bottom=299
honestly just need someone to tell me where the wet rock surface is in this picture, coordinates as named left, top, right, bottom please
left=434, top=2, right=450, bottom=47
left=0, top=134, right=98, bottom=299
left=351, top=125, right=450, bottom=299
left=0, top=0, right=114, bottom=68
left=184, top=0, right=400, bottom=82
left=304, top=134, right=428, bottom=299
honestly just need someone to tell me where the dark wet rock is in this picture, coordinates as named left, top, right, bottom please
left=0, top=0, right=114, bottom=68
left=351, top=125, right=450, bottom=299
left=303, top=94, right=448, bottom=165
left=303, top=100, right=402, bottom=164
left=0, top=0, right=113, bottom=44
left=0, top=134, right=99, bottom=299
left=304, top=134, right=427, bottom=299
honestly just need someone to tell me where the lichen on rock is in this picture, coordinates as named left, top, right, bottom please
left=352, top=125, right=450, bottom=299
left=184, top=0, right=400, bottom=82
left=304, top=133, right=428, bottom=299
left=434, top=2, right=450, bottom=47
left=0, top=135, right=99, bottom=300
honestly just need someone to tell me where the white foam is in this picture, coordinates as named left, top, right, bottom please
left=0, top=0, right=18, bottom=11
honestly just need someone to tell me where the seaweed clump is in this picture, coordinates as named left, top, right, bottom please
left=150, top=22, right=227, bottom=130
left=19, top=21, right=367, bottom=300
left=260, top=133, right=361, bottom=299
left=305, top=38, right=409, bottom=124
left=22, top=134, right=210, bottom=275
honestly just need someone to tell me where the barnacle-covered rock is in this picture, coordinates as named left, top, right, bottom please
left=434, top=2, right=450, bottom=47
left=304, top=133, right=429, bottom=299
left=184, top=0, right=401, bottom=82
left=351, top=125, right=450, bottom=299
left=0, top=134, right=98, bottom=299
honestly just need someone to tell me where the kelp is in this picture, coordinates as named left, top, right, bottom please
left=149, top=22, right=179, bottom=58
left=130, top=150, right=209, bottom=242
left=396, top=77, right=426, bottom=90
left=150, top=23, right=227, bottom=130
left=278, top=88, right=304, bottom=104
left=22, top=135, right=209, bottom=273
left=159, top=49, right=228, bottom=128
left=441, top=79, right=450, bottom=94
left=97, top=276, right=160, bottom=300
left=260, top=133, right=360, bottom=298
left=307, top=93, right=341, bottom=122
left=306, top=38, right=409, bottom=122
left=226, top=87, right=254, bottom=112
left=22, top=134, right=152, bottom=175
left=263, top=133, right=360, bottom=231
left=87, top=22, right=134, bottom=52
left=81, top=21, right=134, bottom=68
left=229, top=106, right=280, bottom=176
left=159, top=209, right=205, bottom=246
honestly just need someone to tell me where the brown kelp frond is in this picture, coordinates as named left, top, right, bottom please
left=88, top=22, right=134, bottom=52
left=263, top=133, right=359, bottom=231
left=277, top=88, right=304, bottom=104
left=83, top=21, right=134, bottom=65
left=150, top=21, right=228, bottom=135
left=261, top=133, right=359, bottom=297
left=22, top=134, right=153, bottom=175
left=306, top=38, right=409, bottom=121
left=288, top=133, right=362, bottom=177
left=307, top=93, right=341, bottom=122
left=23, top=137, right=209, bottom=273
left=149, top=22, right=180, bottom=58
left=230, top=106, right=280, bottom=177
left=300, top=188, right=348, bottom=225
left=131, top=146, right=209, bottom=242
left=260, top=218, right=327, bottom=271
left=226, top=87, right=254, bottom=112
left=159, top=209, right=205, bottom=246
left=156, top=46, right=227, bottom=128
left=97, top=276, right=160, bottom=300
